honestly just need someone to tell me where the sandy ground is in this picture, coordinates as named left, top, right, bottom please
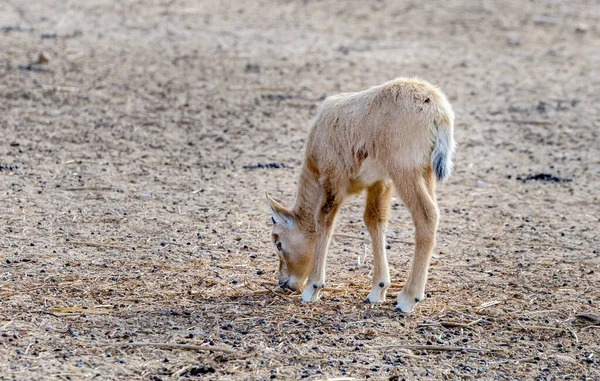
left=1, top=0, right=600, bottom=380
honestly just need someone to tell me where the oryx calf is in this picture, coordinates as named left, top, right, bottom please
left=265, top=77, right=455, bottom=313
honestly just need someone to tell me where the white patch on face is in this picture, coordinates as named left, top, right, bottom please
left=287, top=229, right=305, bottom=250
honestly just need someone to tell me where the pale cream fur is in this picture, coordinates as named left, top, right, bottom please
left=266, top=77, right=455, bottom=313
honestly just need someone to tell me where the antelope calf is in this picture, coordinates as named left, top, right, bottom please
left=265, top=77, right=455, bottom=313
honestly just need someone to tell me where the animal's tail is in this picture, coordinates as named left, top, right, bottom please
left=430, top=103, right=456, bottom=182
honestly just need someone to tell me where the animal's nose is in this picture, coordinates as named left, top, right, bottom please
left=278, top=279, right=289, bottom=288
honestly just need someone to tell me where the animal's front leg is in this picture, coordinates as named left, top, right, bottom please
left=301, top=183, right=342, bottom=302
left=301, top=228, right=332, bottom=302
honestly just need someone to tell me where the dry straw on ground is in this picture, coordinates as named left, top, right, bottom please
left=1, top=0, right=599, bottom=380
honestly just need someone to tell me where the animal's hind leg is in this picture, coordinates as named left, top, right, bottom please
left=364, top=180, right=393, bottom=303
left=391, top=168, right=439, bottom=313
left=423, top=166, right=436, bottom=201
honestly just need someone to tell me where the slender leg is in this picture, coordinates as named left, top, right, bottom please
left=364, top=180, right=393, bottom=303
left=423, top=166, right=436, bottom=201
left=392, top=169, right=439, bottom=313
left=301, top=179, right=343, bottom=302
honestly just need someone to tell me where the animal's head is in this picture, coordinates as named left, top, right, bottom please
left=265, top=192, right=314, bottom=291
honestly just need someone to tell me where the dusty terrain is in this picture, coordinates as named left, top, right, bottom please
left=1, top=0, right=599, bottom=380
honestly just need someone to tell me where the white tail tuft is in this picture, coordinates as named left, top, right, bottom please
left=431, top=127, right=455, bottom=182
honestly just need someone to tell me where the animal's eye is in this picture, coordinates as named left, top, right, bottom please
left=275, top=241, right=283, bottom=252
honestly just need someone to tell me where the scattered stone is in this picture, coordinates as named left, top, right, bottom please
left=0, top=163, right=18, bottom=171
left=245, top=63, right=260, bottom=73
left=243, top=162, right=286, bottom=170
left=186, top=365, right=215, bottom=376
left=139, top=193, right=152, bottom=200
left=1, top=25, right=33, bottom=33
left=261, top=94, right=293, bottom=101
left=533, top=16, right=555, bottom=26
left=17, top=65, right=47, bottom=72
left=37, top=52, right=50, bottom=64
left=337, top=45, right=350, bottom=55
left=475, top=180, right=488, bottom=188
left=575, top=23, right=589, bottom=33
left=516, top=173, right=572, bottom=183
left=582, top=354, right=595, bottom=364
left=506, top=36, right=520, bottom=47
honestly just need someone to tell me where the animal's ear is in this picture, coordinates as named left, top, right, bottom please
left=265, top=192, right=294, bottom=227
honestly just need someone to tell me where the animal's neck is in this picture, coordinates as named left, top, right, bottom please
left=292, top=161, right=320, bottom=236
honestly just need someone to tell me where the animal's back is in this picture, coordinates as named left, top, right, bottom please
left=307, top=78, right=455, bottom=181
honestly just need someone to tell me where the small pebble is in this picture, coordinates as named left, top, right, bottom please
left=575, top=23, right=589, bottom=33
left=37, top=52, right=50, bottom=64
left=533, top=15, right=555, bottom=25
left=476, top=180, right=488, bottom=188
left=506, top=36, right=520, bottom=47
left=139, top=193, right=152, bottom=200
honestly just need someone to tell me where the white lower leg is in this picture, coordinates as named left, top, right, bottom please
left=301, top=226, right=332, bottom=302
left=395, top=240, right=432, bottom=313
left=395, top=273, right=427, bottom=313
left=365, top=229, right=390, bottom=303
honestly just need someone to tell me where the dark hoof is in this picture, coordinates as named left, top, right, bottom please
left=414, top=297, right=421, bottom=303
left=364, top=297, right=371, bottom=304
left=394, top=305, right=404, bottom=313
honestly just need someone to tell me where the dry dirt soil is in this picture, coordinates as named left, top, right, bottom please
left=1, top=0, right=600, bottom=380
